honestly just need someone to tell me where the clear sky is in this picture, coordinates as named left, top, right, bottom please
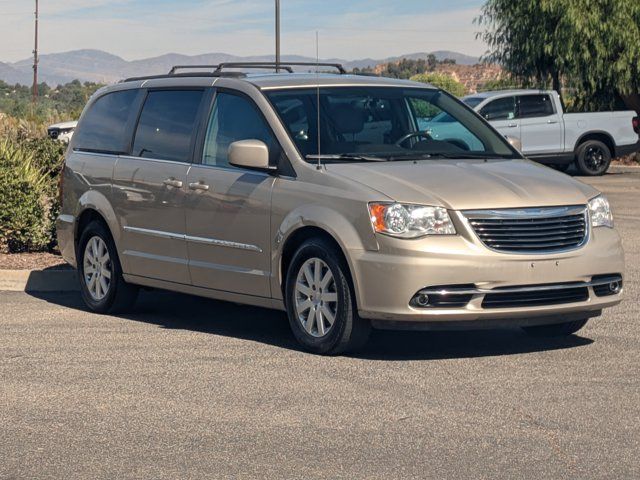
left=0, top=0, right=486, bottom=62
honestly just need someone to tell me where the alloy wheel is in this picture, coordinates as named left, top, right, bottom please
left=584, top=145, right=606, bottom=173
left=294, top=258, right=338, bottom=338
left=83, top=236, right=112, bottom=301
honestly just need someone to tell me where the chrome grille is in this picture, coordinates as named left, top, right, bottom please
left=463, top=206, right=588, bottom=253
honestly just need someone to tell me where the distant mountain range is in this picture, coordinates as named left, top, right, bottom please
left=0, top=49, right=480, bottom=86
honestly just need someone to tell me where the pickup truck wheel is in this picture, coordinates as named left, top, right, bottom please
left=521, top=319, right=588, bottom=337
left=285, top=239, right=371, bottom=355
left=77, top=221, right=138, bottom=314
left=575, top=140, right=611, bottom=176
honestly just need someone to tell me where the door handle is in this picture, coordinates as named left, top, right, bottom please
left=163, top=178, right=183, bottom=188
left=507, top=123, right=518, bottom=128
left=547, top=119, right=559, bottom=124
left=189, top=182, right=210, bottom=191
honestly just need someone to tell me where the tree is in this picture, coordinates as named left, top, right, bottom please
left=476, top=0, right=640, bottom=111
left=410, top=73, right=467, bottom=97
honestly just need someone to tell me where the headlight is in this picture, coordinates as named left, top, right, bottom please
left=368, top=203, right=456, bottom=238
left=588, top=195, right=613, bottom=228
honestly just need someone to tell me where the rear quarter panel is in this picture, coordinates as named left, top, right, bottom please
left=58, top=151, right=120, bottom=267
left=563, top=111, right=638, bottom=151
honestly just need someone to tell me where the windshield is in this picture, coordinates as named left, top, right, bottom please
left=266, top=87, right=519, bottom=162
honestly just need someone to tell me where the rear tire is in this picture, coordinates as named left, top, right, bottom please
left=285, top=238, right=370, bottom=355
left=77, top=220, right=138, bottom=314
left=522, top=319, right=589, bottom=337
left=575, top=140, right=611, bottom=176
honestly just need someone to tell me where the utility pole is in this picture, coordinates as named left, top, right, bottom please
left=32, top=0, right=39, bottom=104
left=275, top=0, right=280, bottom=72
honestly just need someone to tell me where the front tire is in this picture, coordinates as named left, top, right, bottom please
left=77, top=221, right=138, bottom=314
left=575, top=140, right=611, bottom=176
left=522, top=319, right=589, bottom=337
left=285, top=239, right=370, bottom=355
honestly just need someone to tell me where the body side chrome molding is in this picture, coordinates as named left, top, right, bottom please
left=123, top=226, right=184, bottom=241
left=123, top=226, right=263, bottom=253
left=186, top=234, right=263, bottom=253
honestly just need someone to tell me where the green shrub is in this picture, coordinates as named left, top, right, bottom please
left=0, top=139, right=54, bottom=253
left=410, top=73, right=468, bottom=97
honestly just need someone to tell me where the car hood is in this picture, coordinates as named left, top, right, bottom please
left=326, top=159, right=599, bottom=210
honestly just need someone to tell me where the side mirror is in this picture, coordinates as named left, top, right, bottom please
left=229, top=140, right=275, bottom=171
left=505, top=135, right=522, bottom=152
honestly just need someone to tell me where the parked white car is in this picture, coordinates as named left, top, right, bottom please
left=462, top=90, right=640, bottom=175
left=47, top=120, right=78, bottom=143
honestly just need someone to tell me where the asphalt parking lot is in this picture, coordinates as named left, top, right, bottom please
left=1, top=170, right=639, bottom=479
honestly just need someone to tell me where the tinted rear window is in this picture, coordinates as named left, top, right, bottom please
left=74, top=89, right=138, bottom=153
left=132, top=90, right=204, bottom=162
left=518, top=95, right=555, bottom=118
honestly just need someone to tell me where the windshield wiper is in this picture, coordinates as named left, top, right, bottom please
left=306, top=154, right=388, bottom=163
left=387, top=152, right=516, bottom=161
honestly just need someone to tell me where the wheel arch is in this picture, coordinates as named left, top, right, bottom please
left=574, top=131, right=616, bottom=157
left=74, top=190, right=123, bottom=257
left=275, top=211, right=375, bottom=311
left=280, top=224, right=349, bottom=283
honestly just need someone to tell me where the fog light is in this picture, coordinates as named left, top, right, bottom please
left=609, top=281, right=621, bottom=294
left=416, top=294, right=430, bottom=307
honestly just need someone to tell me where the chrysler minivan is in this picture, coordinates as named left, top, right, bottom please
left=56, top=63, right=624, bottom=354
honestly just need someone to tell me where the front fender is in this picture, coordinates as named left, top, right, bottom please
left=271, top=204, right=379, bottom=302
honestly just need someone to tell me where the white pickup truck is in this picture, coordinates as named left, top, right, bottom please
left=462, top=90, right=640, bottom=175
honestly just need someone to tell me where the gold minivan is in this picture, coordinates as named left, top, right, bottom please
left=56, top=63, right=625, bottom=354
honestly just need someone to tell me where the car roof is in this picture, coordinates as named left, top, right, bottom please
left=463, top=89, right=552, bottom=100
left=244, top=73, right=433, bottom=90
left=114, top=72, right=435, bottom=91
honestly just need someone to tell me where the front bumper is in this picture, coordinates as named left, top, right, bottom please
left=350, top=224, right=624, bottom=326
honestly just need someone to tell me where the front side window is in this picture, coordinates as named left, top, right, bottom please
left=518, top=94, right=555, bottom=118
left=479, top=97, right=517, bottom=121
left=202, top=92, right=281, bottom=167
left=266, top=87, right=518, bottom=162
left=74, top=89, right=139, bottom=153
left=132, top=90, right=204, bottom=162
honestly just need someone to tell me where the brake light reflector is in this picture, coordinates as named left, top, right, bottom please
left=633, top=116, right=639, bottom=134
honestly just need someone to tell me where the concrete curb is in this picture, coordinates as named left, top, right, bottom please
left=610, top=164, right=640, bottom=173
left=0, top=269, right=78, bottom=292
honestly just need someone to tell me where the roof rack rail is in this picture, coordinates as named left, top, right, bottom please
left=169, top=65, right=220, bottom=74
left=123, top=61, right=349, bottom=83
left=168, top=63, right=294, bottom=74
left=215, top=62, right=347, bottom=74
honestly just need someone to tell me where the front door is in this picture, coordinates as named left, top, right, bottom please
left=517, top=94, right=563, bottom=155
left=479, top=96, right=520, bottom=143
left=113, top=89, right=206, bottom=284
left=185, top=90, right=281, bottom=297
